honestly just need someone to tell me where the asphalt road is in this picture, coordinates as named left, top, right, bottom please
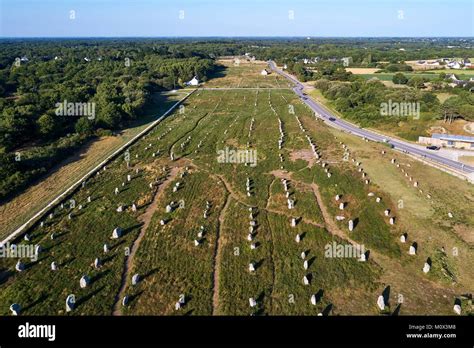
left=268, top=61, right=474, bottom=175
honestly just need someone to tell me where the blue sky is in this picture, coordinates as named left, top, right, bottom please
left=0, top=0, right=473, bottom=37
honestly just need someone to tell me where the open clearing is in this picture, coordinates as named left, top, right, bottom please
left=0, top=62, right=472, bottom=316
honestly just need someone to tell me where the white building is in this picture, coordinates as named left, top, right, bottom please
left=261, top=69, right=269, bottom=76
left=447, top=61, right=461, bottom=69
left=341, top=57, right=353, bottom=67
left=187, top=76, right=199, bottom=86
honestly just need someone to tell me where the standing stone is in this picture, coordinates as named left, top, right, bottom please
left=249, top=298, right=257, bottom=307
left=131, top=274, right=140, bottom=285
left=15, top=261, right=24, bottom=272
left=303, top=275, right=310, bottom=285
left=122, top=296, right=129, bottom=306
left=112, top=227, right=122, bottom=239
left=80, top=275, right=90, bottom=288
left=9, top=303, right=21, bottom=316
left=453, top=304, right=462, bottom=315
left=94, top=258, right=102, bottom=269
left=377, top=295, right=385, bottom=310
left=66, top=294, right=75, bottom=312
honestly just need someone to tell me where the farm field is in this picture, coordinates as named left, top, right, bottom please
left=0, top=63, right=472, bottom=317
left=357, top=72, right=473, bottom=81
left=418, top=69, right=474, bottom=75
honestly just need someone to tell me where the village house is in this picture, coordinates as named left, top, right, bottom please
left=186, top=76, right=199, bottom=86
left=341, top=57, right=353, bottom=67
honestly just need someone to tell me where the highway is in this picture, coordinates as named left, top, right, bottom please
left=268, top=61, right=474, bottom=176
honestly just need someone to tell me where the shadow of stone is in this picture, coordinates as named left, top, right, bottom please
left=122, top=224, right=142, bottom=237
left=392, top=303, right=402, bottom=316
left=353, top=217, right=360, bottom=229
left=315, top=289, right=324, bottom=303
left=43, top=241, right=63, bottom=252
left=254, top=259, right=265, bottom=270
left=308, top=256, right=317, bottom=268
left=23, top=294, right=49, bottom=312
left=127, top=290, right=144, bottom=305
left=89, top=196, right=101, bottom=203
left=76, top=285, right=106, bottom=308
left=52, top=230, right=70, bottom=240
left=142, top=268, right=158, bottom=281
left=382, top=285, right=391, bottom=306
left=256, top=291, right=265, bottom=303
left=102, top=254, right=117, bottom=265
left=59, top=257, right=76, bottom=268
left=90, top=269, right=110, bottom=284
left=0, top=268, right=14, bottom=286
left=111, top=240, right=126, bottom=251
left=322, top=303, right=333, bottom=316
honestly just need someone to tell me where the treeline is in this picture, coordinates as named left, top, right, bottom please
left=0, top=39, right=218, bottom=201
left=315, top=77, right=474, bottom=128
left=250, top=37, right=474, bottom=67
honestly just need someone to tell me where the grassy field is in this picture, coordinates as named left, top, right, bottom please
left=0, top=92, right=184, bottom=240
left=204, top=59, right=292, bottom=88
left=0, top=62, right=472, bottom=316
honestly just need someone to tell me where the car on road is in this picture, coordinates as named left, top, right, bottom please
left=329, top=117, right=336, bottom=121
left=426, top=145, right=440, bottom=150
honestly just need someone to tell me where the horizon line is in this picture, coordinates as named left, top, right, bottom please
left=1, top=36, right=473, bottom=39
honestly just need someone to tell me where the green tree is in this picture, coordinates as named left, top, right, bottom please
left=75, top=117, right=94, bottom=135
left=441, top=96, right=463, bottom=123
left=37, top=114, right=56, bottom=137
left=392, top=73, right=408, bottom=85
left=407, top=76, right=427, bottom=89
